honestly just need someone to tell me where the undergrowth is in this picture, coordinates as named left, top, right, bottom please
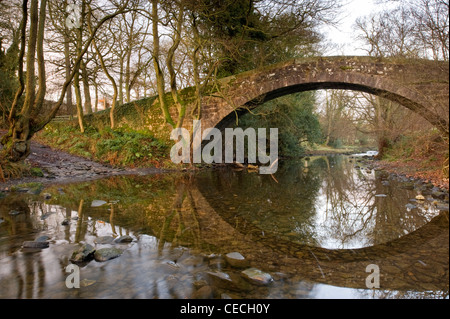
left=36, top=123, right=170, bottom=168
left=381, top=128, right=449, bottom=184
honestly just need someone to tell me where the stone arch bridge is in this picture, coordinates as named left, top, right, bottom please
left=194, top=56, right=449, bottom=135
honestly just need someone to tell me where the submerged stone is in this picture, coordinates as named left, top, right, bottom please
left=206, top=271, right=252, bottom=292
left=225, top=252, right=249, bottom=268
left=94, top=247, right=123, bottom=262
left=241, top=268, right=273, bottom=286
left=22, top=241, right=49, bottom=249
left=94, top=236, right=115, bottom=244
left=35, top=235, right=51, bottom=242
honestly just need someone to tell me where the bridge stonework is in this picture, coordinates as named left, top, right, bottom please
left=195, top=56, right=449, bottom=135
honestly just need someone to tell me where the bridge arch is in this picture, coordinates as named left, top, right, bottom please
left=198, top=56, right=449, bottom=135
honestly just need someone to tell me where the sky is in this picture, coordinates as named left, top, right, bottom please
left=321, top=0, right=382, bottom=56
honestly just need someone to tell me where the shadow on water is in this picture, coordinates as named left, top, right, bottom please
left=0, top=155, right=448, bottom=299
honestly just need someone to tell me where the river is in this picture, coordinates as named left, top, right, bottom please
left=0, top=154, right=448, bottom=299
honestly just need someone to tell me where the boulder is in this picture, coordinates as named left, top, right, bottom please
left=70, top=244, right=95, bottom=263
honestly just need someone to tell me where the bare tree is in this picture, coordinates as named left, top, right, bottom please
left=1, top=0, right=130, bottom=162
left=363, top=0, right=449, bottom=60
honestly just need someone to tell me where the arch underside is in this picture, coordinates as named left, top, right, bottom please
left=215, top=81, right=446, bottom=133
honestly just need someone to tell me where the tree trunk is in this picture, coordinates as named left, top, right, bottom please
left=64, top=29, right=73, bottom=116
left=81, top=59, right=92, bottom=114
left=1, top=0, right=49, bottom=162
left=73, top=68, right=85, bottom=133
left=74, top=2, right=85, bottom=132
left=119, top=54, right=124, bottom=106
left=152, top=0, right=175, bottom=127
left=2, top=0, right=130, bottom=163
left=94, top=81, right=98, bottom=112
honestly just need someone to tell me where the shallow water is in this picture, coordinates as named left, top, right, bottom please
left=0, top=155, right=448, bottom=299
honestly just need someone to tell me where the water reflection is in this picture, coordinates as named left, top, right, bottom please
left=197, top=156, right=442, bottom=249
left=0, top=156, right=448, bottom=299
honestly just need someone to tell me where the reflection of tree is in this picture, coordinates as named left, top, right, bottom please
left=158, top=176, right=202, bottom=252
left=318, top=156, right=441, bottom=248
left=319, top=156, right=378, bottom=248
left=196, top=158, right=323, bottom=246
left=0, top=196, right=45, bottom=298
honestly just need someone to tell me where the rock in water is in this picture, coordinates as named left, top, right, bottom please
left=35, top=235, right=51, bottom=242
left=94, top=247, right=123, bottom=262
left=94, top=236, right=115, bottom=244
left=114, top=235, right=133, bottom=243
left=206, top=271, right=252, bottom=292
left=225, top=252, right=249, bottom=268
left=241, top=268, right=273, bottom=286
left=22, top=241, right=49, bottom=249
left=70, top=244, right=96, bottom=263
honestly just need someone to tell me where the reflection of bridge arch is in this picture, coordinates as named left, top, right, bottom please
left=192, top=185, right=449, bottom=292
left=195, top=56, right=448, bottom=135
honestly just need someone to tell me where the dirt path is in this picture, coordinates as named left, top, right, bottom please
left=1, top=138, right=164, bottom=190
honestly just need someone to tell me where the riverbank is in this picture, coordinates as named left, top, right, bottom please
left=0, top=138, right=168, bottom=191
left=2, top=131, right=448, bottom=192
left=372, top=159, right=449, bottom=191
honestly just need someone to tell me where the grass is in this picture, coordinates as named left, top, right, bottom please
left=35, top=122, right=171, bottom=168
left=0, top=157, right=41, bottom=182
